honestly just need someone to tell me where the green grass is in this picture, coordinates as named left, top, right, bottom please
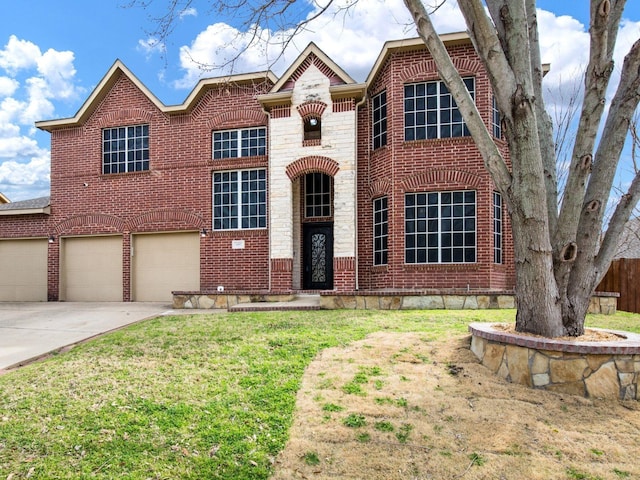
left=0, top=308, right=636, bottom=479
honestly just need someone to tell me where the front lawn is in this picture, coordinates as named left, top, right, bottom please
left=0, top=309, right=637, bottom=479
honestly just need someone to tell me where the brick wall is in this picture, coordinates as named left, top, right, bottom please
left=356, top=42, right=515, bottom=291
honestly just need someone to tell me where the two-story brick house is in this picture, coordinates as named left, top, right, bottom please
left=0, top=32, right=514, bottom=303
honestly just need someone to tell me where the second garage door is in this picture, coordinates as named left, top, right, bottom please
left=61, top=236, right=123, bottom=301
left=132, top=232, right=200, bottom=302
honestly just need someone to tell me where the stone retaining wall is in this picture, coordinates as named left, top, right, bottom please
left=173, top=290, right=617, bottom=314
left=469, top=323, right=640, bottom=400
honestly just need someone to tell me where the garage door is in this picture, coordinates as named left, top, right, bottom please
left=0, top=239, right=48, bottom=301
left=132, top=232, right=200, bottom=302
left=61, top=236, right=123, bottom=301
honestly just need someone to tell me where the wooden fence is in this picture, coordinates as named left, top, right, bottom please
left=597, top=258, right=640, bottom=314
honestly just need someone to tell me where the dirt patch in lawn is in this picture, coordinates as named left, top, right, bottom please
left=271, top=332, right=639, bottom=480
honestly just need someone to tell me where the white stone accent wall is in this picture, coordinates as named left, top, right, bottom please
left=269, top=64, right=357, bottom=260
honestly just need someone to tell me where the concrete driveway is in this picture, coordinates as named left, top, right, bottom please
left=0, top=302, right=208, bottom=371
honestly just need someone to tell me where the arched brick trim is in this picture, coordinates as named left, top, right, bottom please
left=285, top=156, right=340, bottom=180
left=402, top=169, right=484, bottom=191
left=401, top=58, right=483, bottom=84
left=296, top=101, right=327, bottom=119
left=54, top=214, right=125, bottom=235
left=207, top=108, right=267, bottom=129
left=127, top=209, right=206, bottom=231
left=368, top=179, right=392, bottom=200
left=97, top=108, right=155, bottom=127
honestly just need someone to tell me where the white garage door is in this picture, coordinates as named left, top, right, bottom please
left=61, top=236, right=123, bottom=301
left=132, top=232, right=200, bottom=302
left=0, top=239, right=48, bottom=301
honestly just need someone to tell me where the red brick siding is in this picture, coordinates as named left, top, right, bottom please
left=356, top=42, right=515, bottom=291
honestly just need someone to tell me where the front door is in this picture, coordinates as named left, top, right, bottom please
left=303, top=223, right=334, bottom=290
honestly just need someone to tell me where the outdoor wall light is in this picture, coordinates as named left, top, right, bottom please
left=309, top=117, right=318, bottom=126
left=200, top=228, right=208, bottom=237
left=48, top=235, right=55, bottom=243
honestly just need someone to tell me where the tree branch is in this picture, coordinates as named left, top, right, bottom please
left=403, top=0, right=512, bottom=198
left=554, top=0, right=621, bottom=254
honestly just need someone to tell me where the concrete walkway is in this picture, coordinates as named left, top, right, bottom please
left=0, top=302, right=218, bottom=371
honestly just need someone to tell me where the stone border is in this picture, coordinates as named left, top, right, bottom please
left=469, top=322, right=640, bottom=400
left=173, top=291, right=618, bottom=314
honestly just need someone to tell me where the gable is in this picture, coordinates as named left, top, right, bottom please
left=270, top=43, right=356, bottom=94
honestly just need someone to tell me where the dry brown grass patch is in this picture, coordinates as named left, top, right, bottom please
left=271, top=332, right=639, bottom=480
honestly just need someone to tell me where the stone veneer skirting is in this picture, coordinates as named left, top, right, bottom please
left=172, top=290, right=617, bottom=314
left=469, top=323, right=640, bottom=400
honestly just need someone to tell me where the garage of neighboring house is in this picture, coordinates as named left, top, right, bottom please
left=60, top=235, right=123, bottom=301
left=131, top=231, right=200, bottom=302
left=0, top=238, right=48, bottom=301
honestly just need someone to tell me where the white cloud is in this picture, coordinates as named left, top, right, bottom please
left=0, top=135, right=44, bottom=160
left=179, top=7, right=197, bottom=19
left=0, top=35, right=41, bottom=73
left=0, top=76, right=19, bottom=97
left=0, top=150, right=50, bottom=201
left=174, top=0, right=466, bottom=86
left=0, top=36, right=80, bottom=200
left=37, top=48, right=78, bottom=100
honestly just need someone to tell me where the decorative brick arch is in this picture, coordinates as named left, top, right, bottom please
left=285, top=156, right=340, bottom=180
left=54, top=214, right=125, bottom=235
left=401, top=58, right=483, bottom=84
left=127, top=209, right=206, bottom=231
left=296, top=101, right=327, bottom=120
left=368, top=179, right=392, bottom=200
left=97, top=108, right=155, bottom=127
left=207, top=109, right=267, bottom=129
left=402, top=169, right=484, bottom=191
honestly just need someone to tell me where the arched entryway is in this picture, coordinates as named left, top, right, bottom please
left=301, top=172, right=334, bottom=289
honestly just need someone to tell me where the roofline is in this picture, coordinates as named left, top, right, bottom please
left=0, top=206, right=50, bottom=216
left=0, top=192, right=9, bottom=204
left=270, top=42, right=357, bottom=93
left=35, top=60, right=277, bottom=131
left=366, top=32, right=471, bottom=87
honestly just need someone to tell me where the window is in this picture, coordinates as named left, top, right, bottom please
left=373, top=196, right=389, bottom=265
left=303, top=117, right=321, bottom=141
left=305, top=173, right=332, bottom=218
left=102, top=124, right=149, bottom=174
left=372, top=90, right=387, bottom=149
left=405, top=190, right=476, bottom=264
left=213, top=127, right=266, bottom=159
left=404, top=78, right=474, bottom=141
left=493, top=191, right=503, bottom=264
left=213, top=169, right=267, bottom=230
left=492, top=96, right=502, bottom=139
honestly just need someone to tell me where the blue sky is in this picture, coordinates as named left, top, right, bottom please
left=1, top=0, right=639, bottom=201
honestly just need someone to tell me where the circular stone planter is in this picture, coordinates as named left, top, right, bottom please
left=469, top=323, right=640, bottom=400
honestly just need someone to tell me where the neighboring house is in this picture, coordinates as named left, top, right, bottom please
left=0, top=193, right=9, bottom=204
left=0, top=33, right=514, bottom=302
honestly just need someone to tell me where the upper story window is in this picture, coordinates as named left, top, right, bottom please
left=404, top=77, right=474, bottom=141
left=102, top=124, right=149, bottom=174
left=405, top=190, right=476, bottom=264
left=492, top=96, right=502, bottom=139
left=373, top=196, right=389, bottom=265
left=305, top=173, right=331, bottom=218
left=303, top=117, right=322, bottom=142
left=372, top=90, right=387, bottom=149
left=213, top=127, right=266, bottom=159
left=213, top=169, right=267, bottom=230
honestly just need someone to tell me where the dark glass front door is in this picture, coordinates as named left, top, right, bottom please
left=303, top=224, right=334, bottom=290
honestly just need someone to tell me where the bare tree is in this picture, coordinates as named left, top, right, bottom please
left=133, top=0, right=640, bottom=337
